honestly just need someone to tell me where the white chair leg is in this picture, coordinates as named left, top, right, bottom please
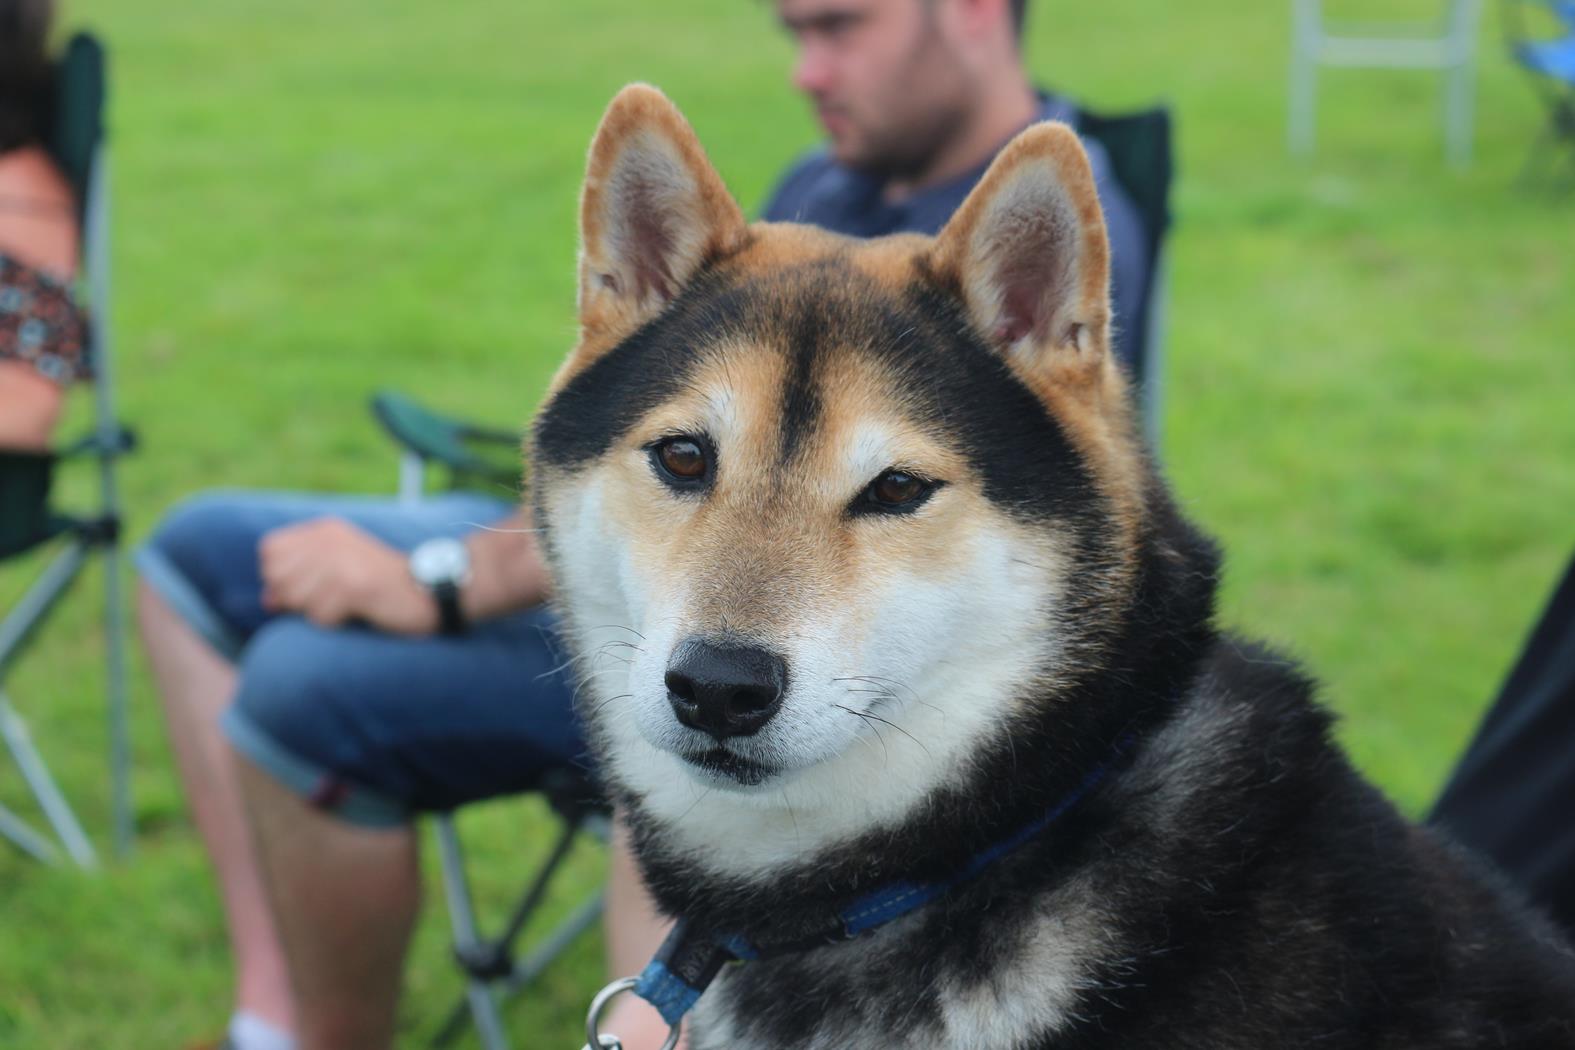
left=435, top=814, right=511, bottom=1050
left=1288, top=0, right=1321, bottom=155
left=1446, top=61, right=1475, bottom=168
left=0, top=691, right=98, bottom=868
left=0, top=799, right=61, bottom=864
left=104, top=544, right=134, bottom=856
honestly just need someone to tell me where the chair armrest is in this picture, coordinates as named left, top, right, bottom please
left=57, top=423, right=137, bottom=461
left=369, top=390, right=523, bottom=488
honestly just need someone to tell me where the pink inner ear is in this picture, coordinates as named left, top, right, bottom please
left=996, top=268, right=1043, bottom=346
left=992, top=241, right=1068, bottom=348
left=627, top=188, right=678, bottom=302
left=626, top=189, right=677, bottom=299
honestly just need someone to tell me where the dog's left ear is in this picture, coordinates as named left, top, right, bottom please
left=576, top=84, right=747, bottom=347
left=927, top=122, right=1111, bottom=377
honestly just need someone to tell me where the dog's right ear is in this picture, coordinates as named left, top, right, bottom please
left=573, top=84, right=746, bottom=356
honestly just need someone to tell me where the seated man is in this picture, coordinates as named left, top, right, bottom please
left=136, top=3, right=1149, bottom=1049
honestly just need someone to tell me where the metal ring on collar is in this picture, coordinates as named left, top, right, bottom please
left=583, top=975, right=681, bottom=1050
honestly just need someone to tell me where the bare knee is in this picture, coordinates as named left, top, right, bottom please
left=135, top=577, right=172, bottom=632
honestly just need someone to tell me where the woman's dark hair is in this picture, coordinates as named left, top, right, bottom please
left=0, top=0, right=57, bottom=154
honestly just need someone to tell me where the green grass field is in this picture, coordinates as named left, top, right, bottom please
left=2, top=1, right=1572, bottom=1046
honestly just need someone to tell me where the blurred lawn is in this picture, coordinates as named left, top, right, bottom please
left=1, top=0, right=1572, bottom=1046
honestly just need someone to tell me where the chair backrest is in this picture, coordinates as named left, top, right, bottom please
left=0, top=452, right=58, bottom=558
left=1074, top=105, right=1174, bottom=397
left=44, top=33, right=105, bottom=227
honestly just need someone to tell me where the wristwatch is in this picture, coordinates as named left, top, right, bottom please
left=409, top=537, right=472, bottom=635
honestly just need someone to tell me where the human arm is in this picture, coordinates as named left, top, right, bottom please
left=258, top=508, right=548, bottom=634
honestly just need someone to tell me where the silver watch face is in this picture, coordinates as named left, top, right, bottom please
left=409, top=537, right=471, bottom=587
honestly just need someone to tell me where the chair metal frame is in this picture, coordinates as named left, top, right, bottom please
left=1073, top=104, right=1173, bottom=451
left=1289, top=0, right=1485, bottom=166
left=374, top=393, right=610, bottom=1050
left=1, top=33, right=134, bottom=866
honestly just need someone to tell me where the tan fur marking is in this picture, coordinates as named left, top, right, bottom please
left=579, top=335, right=1010, bottom=655
left=551, top=99, right=1151, bottom=591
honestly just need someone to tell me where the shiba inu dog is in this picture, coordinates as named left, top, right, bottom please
left=531, top=85, right=1575, bottom=1049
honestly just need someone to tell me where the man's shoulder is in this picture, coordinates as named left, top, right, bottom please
left=1035, top=90, right=1081, bottom=128
left=761, top=147, right=848, bottom=224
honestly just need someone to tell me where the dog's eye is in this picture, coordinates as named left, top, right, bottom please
left=858, top=470, right=940, bottom=515
left=650, top=435, right=711, bottom=487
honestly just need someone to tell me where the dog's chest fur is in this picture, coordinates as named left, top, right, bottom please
left=690, top=880, right=1103, bottom=1050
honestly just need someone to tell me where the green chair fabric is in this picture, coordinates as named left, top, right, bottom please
left=0, top=453, right=63, bottom=559
left=371, top=390, right=524, bottom=492
left=45, top=33, right=106, bottom=224
left=1075, top=105, right=1173, bottom=395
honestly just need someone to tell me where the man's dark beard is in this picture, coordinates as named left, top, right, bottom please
left=847, top=100, right=971, bottom=185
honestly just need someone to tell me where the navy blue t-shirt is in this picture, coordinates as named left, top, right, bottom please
left=760, top=93, right=1149, bottom=374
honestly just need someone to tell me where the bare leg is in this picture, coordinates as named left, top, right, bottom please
left=137, top=582, right=295, bottom=1031
left=237, top=756, right=421, bottom=1050
left=0, top=361, right=64, bottom=450
left=603, top=816, right=684, bottom=1050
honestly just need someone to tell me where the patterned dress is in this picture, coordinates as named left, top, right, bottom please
left=0, top=252, right=90, bottom=385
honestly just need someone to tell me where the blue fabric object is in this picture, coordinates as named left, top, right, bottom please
left=761, top=92, right=1151, bottom=375
left=634, top=961, right=705, bottom=1026
left=136, top=491, right=585, bottom=825
left=1517, top=37, right=1575, bottom=81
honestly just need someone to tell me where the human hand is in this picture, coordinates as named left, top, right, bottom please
left=258, top=517, right=440, bottom=635
left=599, top=996, right=685, bottom=1050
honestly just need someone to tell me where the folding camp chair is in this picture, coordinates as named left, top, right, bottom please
left=1289, top=0, right=1484, bottom=166
left=1075, top=105, right=1174, bottom=449
left=1503, top=0, right=1575, bottom=187
left=369, top=391, right=610, bottom=1050
left=1, top=33, right=135, bottom=866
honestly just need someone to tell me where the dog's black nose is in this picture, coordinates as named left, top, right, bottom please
left=665, top=638, right=787, bottom=740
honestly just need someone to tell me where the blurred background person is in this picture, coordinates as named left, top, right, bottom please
left=0, top=0, right=89, bottom=450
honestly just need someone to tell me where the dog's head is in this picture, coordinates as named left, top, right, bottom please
left=531, top=86, right=1213, bottom=881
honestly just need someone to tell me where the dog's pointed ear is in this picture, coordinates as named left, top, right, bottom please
left=927, top=122, right=1111, bottom=376
left=577, top=84, right=746, bottom=344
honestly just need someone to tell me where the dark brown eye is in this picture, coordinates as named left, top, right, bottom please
left=860, top=470, right=938, bottom=514
left=872, top=471, right=923, bottom=505
left=651, top=436, right=710, bottom=485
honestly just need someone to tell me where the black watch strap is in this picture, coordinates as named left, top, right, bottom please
left=432, top=580, right=468, bottom=636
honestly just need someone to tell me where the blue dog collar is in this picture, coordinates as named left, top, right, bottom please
left=628, top=732, right=1135, bottom=1028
